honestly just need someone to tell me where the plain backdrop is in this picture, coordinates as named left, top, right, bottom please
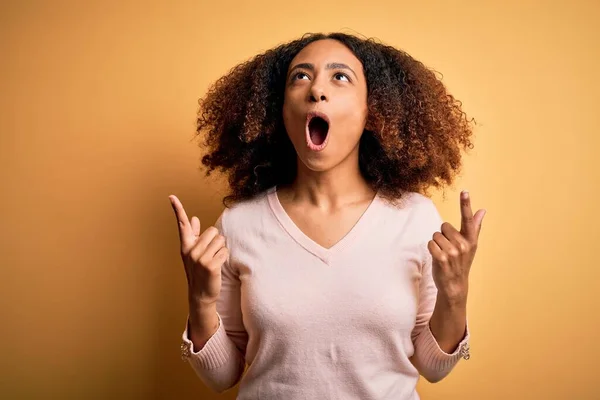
left=1, top=0, right=599, bottom=398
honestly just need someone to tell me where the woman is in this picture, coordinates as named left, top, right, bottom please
left=169, top=32, right=486, bottom=399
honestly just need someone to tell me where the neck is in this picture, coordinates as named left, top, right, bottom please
left=285, top=150, right=374, bottom=209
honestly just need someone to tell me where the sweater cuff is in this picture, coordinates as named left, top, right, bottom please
left=181, top=313, right=238, bottom=370
left=415, top=321, right=471, bottom=371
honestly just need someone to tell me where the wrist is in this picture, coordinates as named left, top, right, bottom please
left=186, top=302, right=219, bottom=352
left=188, top=291, right=218, bottom=308
left=188, top=300, right=217, bottom=325
left=436, top=291, right=468, bottom=310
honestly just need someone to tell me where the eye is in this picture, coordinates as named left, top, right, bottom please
left=292, top=72, right=310, bottom=81
left=334, top=72, right=350, bottom=82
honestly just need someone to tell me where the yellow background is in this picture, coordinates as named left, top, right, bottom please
left=2, top=0, right=598, bottom=398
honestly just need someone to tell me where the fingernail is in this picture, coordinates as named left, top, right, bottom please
left=461, top=190, right=469, bottom=199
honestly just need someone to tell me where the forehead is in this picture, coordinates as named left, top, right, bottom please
left=289, top=39, right=363, bottom=70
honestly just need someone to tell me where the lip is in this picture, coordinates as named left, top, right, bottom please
left=305, top=111, right=330, bottom=152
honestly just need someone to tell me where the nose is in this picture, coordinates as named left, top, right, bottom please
left=309, top=83, right=328, bottom=103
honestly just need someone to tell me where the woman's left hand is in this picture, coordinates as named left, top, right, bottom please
left=428, top=190, right=486, bottom=304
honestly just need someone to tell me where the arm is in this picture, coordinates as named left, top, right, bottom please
left=429, top=293, right=468, bottom=354
left=410, top=192, right=484, bottom=382
left=410, top=240, right=470, bottom=383
left=180, top=211, right=248, bottom=393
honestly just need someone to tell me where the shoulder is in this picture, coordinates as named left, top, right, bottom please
left=214, top=187, right=273, bottom=236
left=379, top=191, right=440, bottom=218
left=378, top=191, right=443, bottom=239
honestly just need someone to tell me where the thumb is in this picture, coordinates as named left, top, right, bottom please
left=190, top=216, right=201, bottom=237
left=474, top=209, right=486, bottom=236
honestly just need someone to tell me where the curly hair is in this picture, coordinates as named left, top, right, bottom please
left=196, top=32, right=476, bottom=207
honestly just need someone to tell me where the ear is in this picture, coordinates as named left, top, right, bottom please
left=363, top=115, right=377, bottom=133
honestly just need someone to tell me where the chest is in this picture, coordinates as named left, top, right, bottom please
left=281, top=199, right=373, bottom=250
left=236, top=238, right=424, bottom=337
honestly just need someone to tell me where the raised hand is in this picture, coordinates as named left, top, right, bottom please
left=427, top=190, right=486, bottom=302
left=169, top=195, right=228, bottom=306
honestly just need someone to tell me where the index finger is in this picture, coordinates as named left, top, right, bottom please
left=169, top=195, right=193, bottom=242
left=460, top=190, right=475, bottom=240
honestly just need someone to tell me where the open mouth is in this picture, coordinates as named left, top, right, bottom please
left=306, top=112, right=330, bottom=151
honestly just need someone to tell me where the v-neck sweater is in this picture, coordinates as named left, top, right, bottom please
left=181, top=186, right=470, bottom=400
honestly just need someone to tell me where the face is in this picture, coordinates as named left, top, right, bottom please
left=282, top=39, right=368, bottom=173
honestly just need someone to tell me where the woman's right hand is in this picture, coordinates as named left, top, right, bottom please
left=169, top=195, right=229, bottom=307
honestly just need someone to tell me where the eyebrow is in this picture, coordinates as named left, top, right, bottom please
left=287, top=62, right=358, bottom=80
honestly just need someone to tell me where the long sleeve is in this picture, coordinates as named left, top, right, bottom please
left=180, top=210, right=248, bottom=393
left=410, top=202, right=471, bottom=383
left=179, top=189, right=472, bottom=399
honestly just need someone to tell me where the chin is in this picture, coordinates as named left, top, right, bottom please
left=297, top=151, right=340, bottom=173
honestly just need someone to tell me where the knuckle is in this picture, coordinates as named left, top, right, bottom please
left=205, top=260, right=219, bottom=271
left=448, top=248, right=460, bottom=258
left=199, top=226, right=218, bottom=240
left=206, top=226, right=219, bottom=236
left=188, top=246, right=201, bottom=261
left=181, top=240, right=194, bottom=253
left=213, top=249, right=228, bottom=265
left=207, top=259, right=225, bottom=273
left=198, top=254, right=212, bottom=267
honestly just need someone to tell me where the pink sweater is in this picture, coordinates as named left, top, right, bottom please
left=180, top=186, right=470, bottom=399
